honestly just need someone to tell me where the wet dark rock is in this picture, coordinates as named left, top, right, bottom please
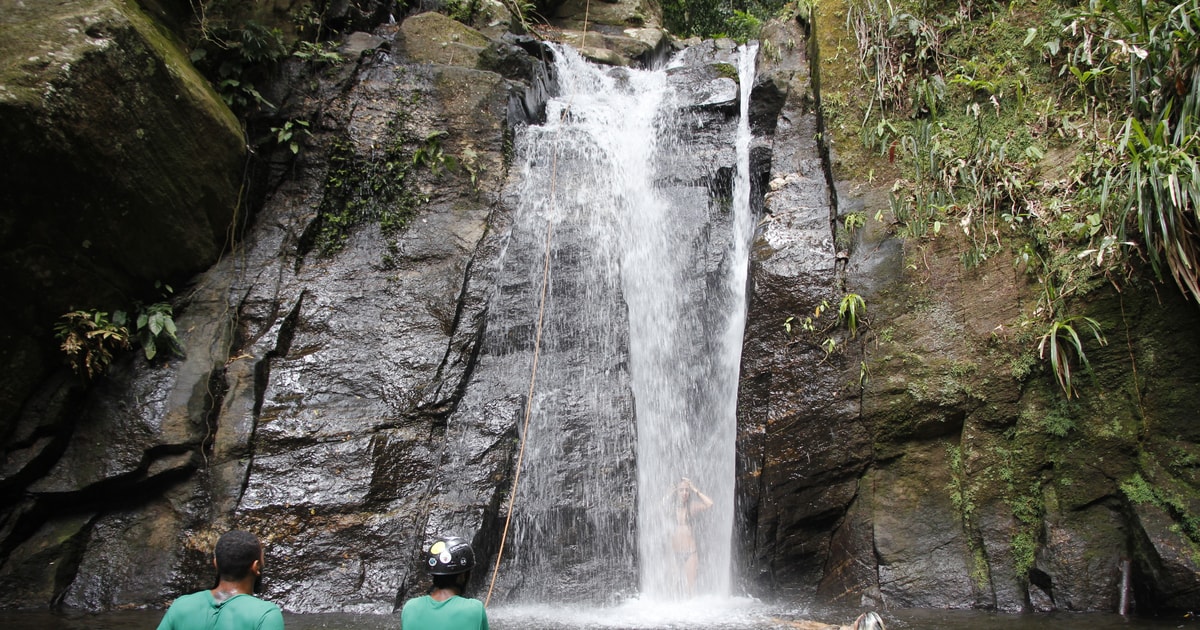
left=736, top=12, right=853, bottom=599
left=0, top=511, right=94, bottom=609
left=1035, top=494, right=1125, bottom=612
left=342, top=32, right=387, bottom=58
left=480, top=39, right=543, bottom=82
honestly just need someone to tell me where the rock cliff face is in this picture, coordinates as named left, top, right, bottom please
left=2, top=0, right=1200, bottom=618
left=735, top=6, right=1200, bottom=617
left=0, top=0, right=245, bottom=447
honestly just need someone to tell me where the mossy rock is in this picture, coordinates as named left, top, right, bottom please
left=0, top=0, right=244, bottom=433
left=399, top=11, right=492, bottom=68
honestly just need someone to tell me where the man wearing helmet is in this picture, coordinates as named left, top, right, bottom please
left=401, top=535, right=489, bottom=630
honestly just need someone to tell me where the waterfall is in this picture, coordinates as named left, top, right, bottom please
left=494, top=41, right=757, bottom=604
left=632, top=42, right=757, bottom=601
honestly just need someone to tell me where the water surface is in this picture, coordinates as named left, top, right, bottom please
left=1, top=602, right=1192, bottom=630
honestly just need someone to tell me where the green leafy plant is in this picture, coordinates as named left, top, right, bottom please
left=661, top=0, right=791, bottom=40
left=134, top=300, right=184, bottom=361
left=1112, top=113, right=1200, bottom=300
left=500, top=0, right=541, bottom=33
left=784, top=299, right=828, bottom=335
left=724, top=10, right=763, bottom=42
left=54, top=310, right=131, bottom=379
left=444, top=0, right=484, bottom=24
left=1037, top=315, right=1108, bottom=398
left=838, top=293, right=868, bottom=337
left=413, top=131, right=458, bottom=176
left=271, top=119, right=312, bottom=155
left=843, top=0, right=1181, bottom=400
left=460, top=147, right=483, bottom=192
left=306, top=118, right=429, bottom=257
left=292, top=40, right=343, bottom=65
left=189, top=20, right=286, bottom=112
left=1061, top=0, right=1200, bottom=302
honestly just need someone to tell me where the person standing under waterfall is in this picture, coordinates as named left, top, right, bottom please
left=401, top=535, right=489, bottom=630
left=671, top=477, right=713, bottom=596
left=156, top=529, right=284, bottom=630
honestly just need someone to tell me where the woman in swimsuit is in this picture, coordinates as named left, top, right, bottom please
left=670, top=477, right=713, bottom=596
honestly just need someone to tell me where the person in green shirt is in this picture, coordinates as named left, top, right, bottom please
left=401, top=535, right=488, bottom=630
left=157, top=530, right=285, bottom=630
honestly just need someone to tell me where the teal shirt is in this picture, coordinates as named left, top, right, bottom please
left=401, top=594, right=488, bottom=630
left=156, top=590, right=284, bottom=630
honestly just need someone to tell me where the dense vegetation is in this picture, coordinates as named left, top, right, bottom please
left=820, top=0, right=1199, bottom=397
left=661, top=0, right=795, bottom=40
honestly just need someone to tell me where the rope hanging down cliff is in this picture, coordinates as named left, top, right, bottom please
left=483, top=0, right=593, bottom=607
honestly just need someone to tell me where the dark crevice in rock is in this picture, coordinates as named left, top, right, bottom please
left=252, top=292, right=307, bottom=418
left=237, top=292, right=306, bottom=508
left=419, top=259, right=493, bottom=429
left=469, top=423, right=521, bottom=606
left=1028, top=567, right=1055, bottom=607
left=47, top=515, right=94, bottom=610
left=1, top=446, right=197, bottom=570
left=393, top=423, right=453, bottom=611
left=509, top=54, right=559, bottom=127
left=200, top=367, right=229, bottom=463
left=0, top=379, right=88, bottom=499
left=45, top=444, right=200, bottom=505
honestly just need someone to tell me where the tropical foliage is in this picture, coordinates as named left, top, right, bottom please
left=1082, top=0, right=1200, bottom=302
left=55, top=287, right=185, bottom=379
left=54, top=310, right=131, bottom=380
left=662, top=0, right=795, bottom=40
left=185, top=0, right=349, bottom=114
left=134, top=300, right=185, bottom=361
left=841, top=0, right=1200, bottom=397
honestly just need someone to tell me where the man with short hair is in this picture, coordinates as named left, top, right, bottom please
left=157, top=530, right=285, bottom=630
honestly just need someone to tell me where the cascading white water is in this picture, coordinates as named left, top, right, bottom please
left=631, top=42, right=757, bottom=601
left=497, top=41, right=757, bottom=604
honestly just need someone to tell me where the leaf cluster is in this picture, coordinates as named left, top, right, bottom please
left=134, top=299, right=184, bottom=362
left=189, top=19, right=288, bottom=112
left=1086, top=0, right=1200, bottom=302
left=1036, top=315, right=1107, bottom=398
left=54, top=310, right=131, bottom=380
left=783, top=293, right=868, bottom=359
left=53, top=285, right=184, bottom=379
left=271, top=119, right=313, bottom=155
left=307, top=124, right=474, bottom=260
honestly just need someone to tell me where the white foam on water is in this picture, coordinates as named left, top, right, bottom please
left=491, top=594, right=796, bottom=629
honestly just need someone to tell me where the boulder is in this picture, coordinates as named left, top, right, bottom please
left=0, top=0, right=244, bottom=439
left=398, top=11, right=493, bottom=68
left=536, top=0, right=670, bottom=67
